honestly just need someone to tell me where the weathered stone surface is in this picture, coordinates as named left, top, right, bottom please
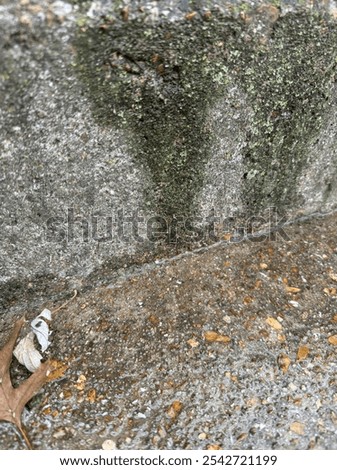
left=1, top=209, right=337, bottom=450
left=1, top=0, right=337, bottom=308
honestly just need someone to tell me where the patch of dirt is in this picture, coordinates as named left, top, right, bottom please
left=1, top=212, right=337, bottom=449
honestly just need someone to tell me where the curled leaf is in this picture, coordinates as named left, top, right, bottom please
left=14, top=309, right=52, bottom=372
left=13, top=332, right=43, bottom=372
left=31, top=309, right=52, bottom=352
left=0, top=318, right=53, bottom=449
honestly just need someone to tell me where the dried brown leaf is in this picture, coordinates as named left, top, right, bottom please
left=0, top=318, right=54, bottom=449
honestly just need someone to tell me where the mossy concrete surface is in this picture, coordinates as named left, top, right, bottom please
left=1, top=0, right=337, bottom=310
left=75, top=5, right=337, bottom=219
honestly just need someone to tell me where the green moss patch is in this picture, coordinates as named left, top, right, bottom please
left=74, top=10, right=336, bottom=222
left=230, top=13, right=337, bottom=213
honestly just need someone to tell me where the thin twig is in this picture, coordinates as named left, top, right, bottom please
left=53, top=290, right=78, bottom=314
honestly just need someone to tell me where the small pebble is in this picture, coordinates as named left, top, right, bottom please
left=51, top=0, right=72, bottom=17
left=102, top=439, right=117, bottom=450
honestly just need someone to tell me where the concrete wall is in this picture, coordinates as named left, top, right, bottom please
left=1, top=0, right=337, bottom=308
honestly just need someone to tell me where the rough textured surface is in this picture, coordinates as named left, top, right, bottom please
left=75, top=4, right=337, bottom=218
left=0, top=212, right=337, bottom=450
left=1, top=0, right=337, bottom=450
left=1, top=0, right=337, bottom=298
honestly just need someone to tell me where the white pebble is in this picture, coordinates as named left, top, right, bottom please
left=102, top=439, right=117, bottom=450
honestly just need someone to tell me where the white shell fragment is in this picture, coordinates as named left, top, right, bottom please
left=13, top=332, right=43, bottom=372
left=13, top=309, right=52, bottom=372
left=31, top=309, right=52, bottom=352
left=39, top=309, right=52, bottom=321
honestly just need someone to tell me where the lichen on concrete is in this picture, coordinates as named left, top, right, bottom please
left=74, top=14, right=235, bottom=224
left=74, top=5, right=337, bottom=223
left=229, top=11, right=337, bottom=214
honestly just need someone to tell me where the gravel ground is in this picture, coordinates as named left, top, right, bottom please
left=0, top=212, right=337, bottom=450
